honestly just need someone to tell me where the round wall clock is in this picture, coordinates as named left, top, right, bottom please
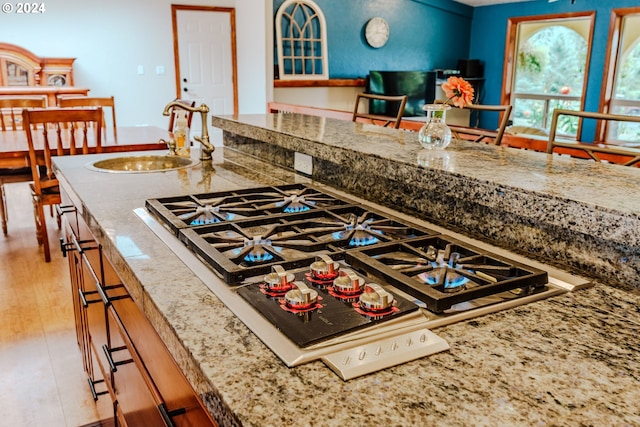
left=365, top=17, right=389, bottom=48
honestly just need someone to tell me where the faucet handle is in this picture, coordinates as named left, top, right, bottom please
left=159, top=138, right=177, bottom=156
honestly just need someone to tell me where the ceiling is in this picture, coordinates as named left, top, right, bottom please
left=453, top=0, right=533, bottom=6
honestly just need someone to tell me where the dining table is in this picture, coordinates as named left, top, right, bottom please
left=0, top=125, right=171, bottom=169
left=1, top=124, right=172, bottom=236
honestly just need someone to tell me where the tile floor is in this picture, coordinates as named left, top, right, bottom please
left=0, top=182, right=112, bottom=427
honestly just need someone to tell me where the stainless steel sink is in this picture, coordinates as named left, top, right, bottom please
left=87, top=155, right=198, bottom=173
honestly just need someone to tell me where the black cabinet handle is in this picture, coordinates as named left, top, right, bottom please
left=81, top=251, right=110, bottom=306
left=102, top=344, right=117, bottom=372
left=102, top=344, right=132, bottom=373
left=78, top=287, right=89, bottom=308
left=59, top=238, right=74, bottom=257
left=158, top=403, right=186, bottom=427
left=87, top=377, right=107, bottom=402
left=55, top=204, right=76, bottom=217
left=78, top=287, right=101, bottom=309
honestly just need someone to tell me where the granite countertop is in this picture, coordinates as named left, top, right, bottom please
left=53, top=147, right=640, bottom=427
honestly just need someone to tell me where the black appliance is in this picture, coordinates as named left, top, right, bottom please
left=367, top=70, right=436, bottom=117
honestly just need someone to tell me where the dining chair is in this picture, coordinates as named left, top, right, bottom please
left=58, top=96, right=117, bottom=142
left=435, top=100, right=513, bottom=146
left=166, top=98, right=196, bottom=132
left=22, top=107, right=103, bottom=262
left=0, top=96, right=48, bottom=130
left=546, top=109, right=640, bottom=166
left=0, top=96, right=48, bottom=236
left=352, top=93, right=408, bottom=129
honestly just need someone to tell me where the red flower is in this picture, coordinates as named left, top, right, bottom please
left=442, top=76, right=475, bottom=108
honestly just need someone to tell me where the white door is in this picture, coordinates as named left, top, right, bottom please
left=176, top=8, right=236, bottom=145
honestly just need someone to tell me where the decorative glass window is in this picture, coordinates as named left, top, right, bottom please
left=603, top=11, right=640, bottom=144
left=275, top=0, right=328, bottom=80
left=508, top=16, right=593, bottom=136
left=503, top=13, right=595, bottom=138
left=6, top=61, right=29, bottom=86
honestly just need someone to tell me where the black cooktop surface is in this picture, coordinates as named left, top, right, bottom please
left=236, top=262, right=419, bottom=347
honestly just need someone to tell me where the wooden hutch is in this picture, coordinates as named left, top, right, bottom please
left=0, top=42, right=89, bottom=105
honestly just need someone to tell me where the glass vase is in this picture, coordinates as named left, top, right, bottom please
left=418, top=104, right=452, bottom=150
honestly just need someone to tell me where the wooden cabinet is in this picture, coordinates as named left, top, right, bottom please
left=60, top=187, right=217, bottom=427
left=0, top=42, right=75, bottom=87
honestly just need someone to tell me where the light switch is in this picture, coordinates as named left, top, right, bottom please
left=156, top=65, right=165, bottom=75
left=137, top=65, right=144, bottom=75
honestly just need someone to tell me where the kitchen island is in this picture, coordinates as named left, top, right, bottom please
left=53, top=129, right=640, bottom=426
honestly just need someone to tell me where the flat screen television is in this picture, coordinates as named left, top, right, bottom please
left=367, top=70, right=436, bottom=117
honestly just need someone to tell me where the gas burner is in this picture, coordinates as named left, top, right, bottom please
left=309, top=254, right=340, bottom=282
left=179, top=205, right=229, bottom=225
left=354, top=284, right=398, bottom=318
left=417, top=251, right=470, bottom=293
left=236, top=236, right=280, bottom=264
left=282, top=282, right=321, bottom=312
left=261, top=265, right=295, bottom=296
left=329, top=270, right=365, bottom=297
left=278, top=194, right=313, bottom=213
left=251, top=188, right=345, bottom=213
left=335, top=213, right=382, bottom=247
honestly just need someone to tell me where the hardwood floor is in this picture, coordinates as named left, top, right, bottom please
left=0, top=182, right=112, bottom=427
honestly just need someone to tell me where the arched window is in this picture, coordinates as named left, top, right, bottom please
left=503, top=13, right=594, bottom=137
left=603, top=11, right=640, bottom=143
left=275, top=0, right=328, bottom=80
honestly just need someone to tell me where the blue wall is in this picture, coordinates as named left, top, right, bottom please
left=273, top=0, right=473, bottom=78
left=471, top=0, right=640, bottom=120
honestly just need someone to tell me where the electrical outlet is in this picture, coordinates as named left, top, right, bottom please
left=294, top=152, right=313, bottom=175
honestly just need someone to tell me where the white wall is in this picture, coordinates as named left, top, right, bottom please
left=0, top=0, right=269, bottom=127
left=273, top=87, right=362, bottom=111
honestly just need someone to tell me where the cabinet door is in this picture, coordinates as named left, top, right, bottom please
left=82, top=243, right=129, bottom=400
left=111, top=296, right=217, bottom=427
left=65, top=226, right=92, bottom=376
left=106, top=306, right=166, bottom=426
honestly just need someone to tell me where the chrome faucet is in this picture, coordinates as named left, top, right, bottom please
left=162, top=101, right=214, bottom=161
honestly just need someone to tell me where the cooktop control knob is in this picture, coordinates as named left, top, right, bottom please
left=264, top=265, right=295, bottom=292
left=359, top=283, right=395, bottom=312
left=332, top=269, right=365, bottom=295
left=310, top=254, right=340, bottom=280
left=284, top=281, right=319, bottom=309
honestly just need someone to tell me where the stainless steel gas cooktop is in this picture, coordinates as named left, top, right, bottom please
left=136, top=183, right=590, bottom=380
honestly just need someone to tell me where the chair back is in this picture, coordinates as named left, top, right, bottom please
left=547, top=109, right=640, bottom=166
left=352, top=93, right=408, bottom=129
left=58, top=96, right=116, bottom=141
left=167, top=98, right=196, bottom=131
left=436, top=100, right=512, bottom=146
left=0, top=96, right=47, bottom=131
left=22, top=107, right=103, bottom=196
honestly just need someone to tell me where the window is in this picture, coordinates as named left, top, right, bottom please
left=275, top=0, right=328, bottom=80
left=601, top=8, right=640, bottom=144
left=502, top=13, right=595, bottom=136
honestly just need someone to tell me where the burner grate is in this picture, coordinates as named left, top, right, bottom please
left=345, top=236, right=549, bottom=313
left=145, top=183, right=350, bottom=235
left=179, top=206, right=437, bottom=283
